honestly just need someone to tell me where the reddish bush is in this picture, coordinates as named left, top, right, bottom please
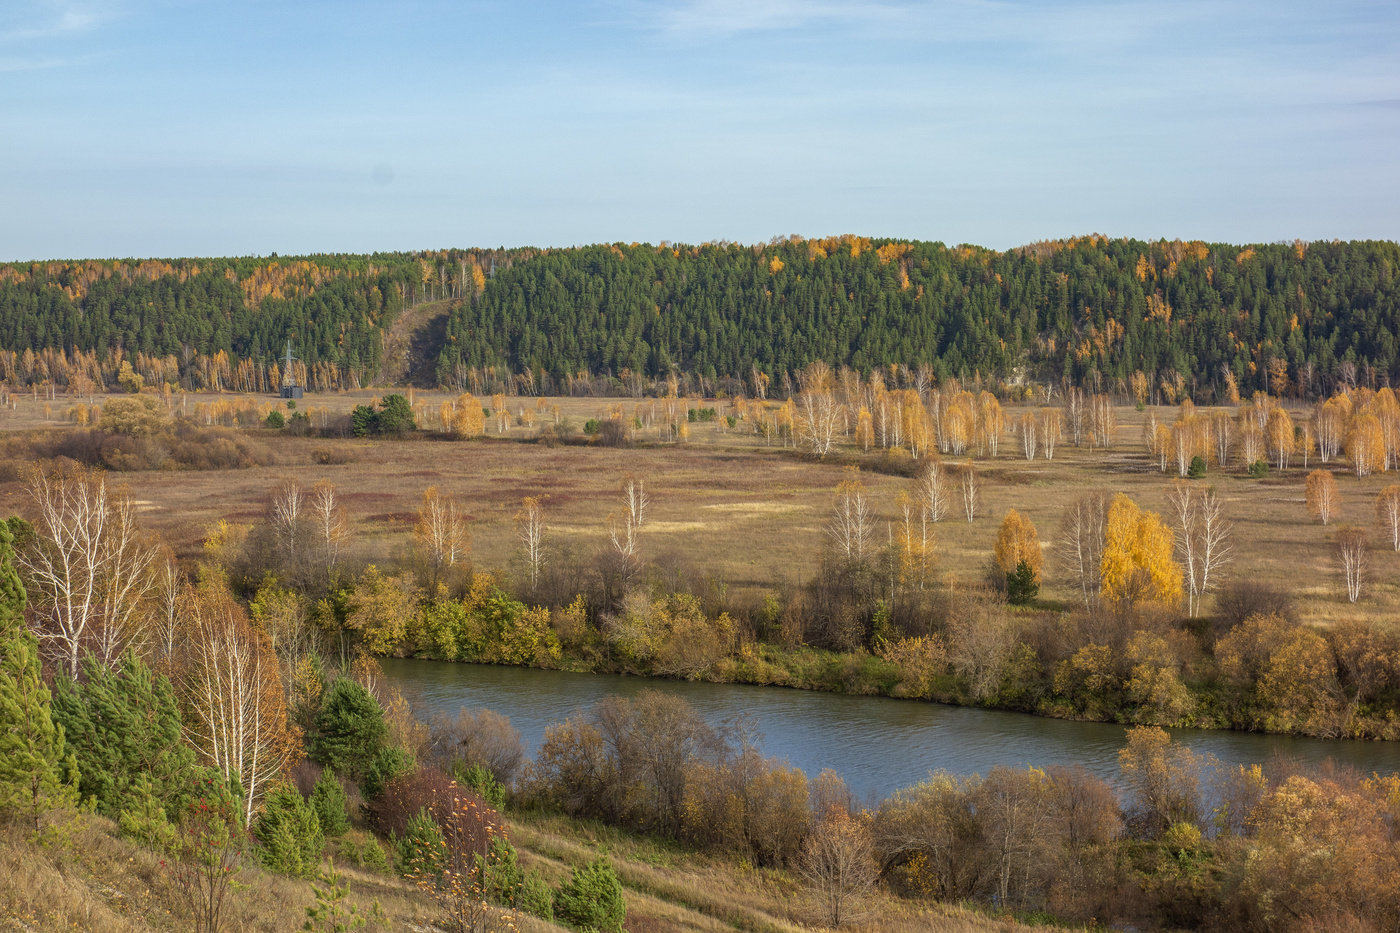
left=366, top=767, right=504, bottom=862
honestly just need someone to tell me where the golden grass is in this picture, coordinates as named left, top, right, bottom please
left=0, top=393, right=1394, bottom=626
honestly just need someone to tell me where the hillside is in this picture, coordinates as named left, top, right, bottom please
left=2, top=236, right=1398, bottom=400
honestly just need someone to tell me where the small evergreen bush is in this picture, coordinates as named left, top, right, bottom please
left=360, top=745, right=414, bottom=800
left=341, top=832, right=391, bottom=873
left=520, top=871, right=554, bottom=921
left=456, top=762, right=506, bottom=810
left=1187, top=455, right=1207, bottom=479
left=394, top=808, right=445, bottom=881
left=1006, top=559, right=1039, bottom=605
left=1248, top=459, right=1270, bottom=478
left=310, top=767, right=350, bottom=837
left=480, top=836, right=523, bottom=906
left=253, top=782, right=324, bottom=877
left=265, top=411, right=285, bottom=428
left=116, top=774, right=178, bottom=851
left=553, top=857, right=626, bottom=933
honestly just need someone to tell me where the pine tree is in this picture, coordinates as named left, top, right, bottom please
left=51, top=649, right=198, bottom=819
left=0, top=520, right=74, bottom=825
left=310, top=768, right=350, bottom=837
left=310, top=679, right=387, bottom=781
left=254, top=781, right=324, bottom=877
left=1006, top=560, right=1040, bottom=605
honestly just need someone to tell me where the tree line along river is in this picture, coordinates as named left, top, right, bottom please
left=379, top=659, right=1400, bottom=801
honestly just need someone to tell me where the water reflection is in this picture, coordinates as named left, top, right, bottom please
left=378, top=659, right=1400, bottom=801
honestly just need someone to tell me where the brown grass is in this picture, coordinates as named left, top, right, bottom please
left=507, top=811, right=1059, bottom=933
left=0, top=809, right=1050, bottom=933
left=0, top=393, right=1392, bottom=625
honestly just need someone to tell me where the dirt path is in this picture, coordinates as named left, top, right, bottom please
left=379, top=299, right=454, bottom=386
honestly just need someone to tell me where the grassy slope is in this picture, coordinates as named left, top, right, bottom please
left=0, top=813, right=1048, bottom=933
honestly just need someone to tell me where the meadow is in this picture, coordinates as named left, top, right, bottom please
left=0, top=387, right=1388, bottom=629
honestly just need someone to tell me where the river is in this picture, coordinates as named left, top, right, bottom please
left=379, top=659, right=1400, bottom=801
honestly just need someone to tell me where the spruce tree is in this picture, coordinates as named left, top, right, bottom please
left=309, top=767, right=350, bottom=837
left=310, top=679, right=387, bottom=780
left=51, top=650, right=199, bottom=818
left=0, top=520, right=72, bottom=824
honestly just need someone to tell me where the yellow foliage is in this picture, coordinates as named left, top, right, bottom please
left=1100, top=494, right=1182, bottom=606
left=992, top=509, right=1042, bottom=583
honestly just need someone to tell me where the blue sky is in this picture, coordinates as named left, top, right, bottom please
left=2, top=0, right=1397, bottom=259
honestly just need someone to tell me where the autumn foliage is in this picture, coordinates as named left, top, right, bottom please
left=1100, top=494, right=1183, bottom=607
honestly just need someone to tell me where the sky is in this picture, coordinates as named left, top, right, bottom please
left=2, top=0, right=1398, bottom=259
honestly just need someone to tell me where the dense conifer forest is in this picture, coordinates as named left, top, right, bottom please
left=2, top=235, right=1398, bottom=399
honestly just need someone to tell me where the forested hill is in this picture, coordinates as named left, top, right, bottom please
left=2, top=235, right=1398, bottom=399
left=0, top=248, right=530, bottom=392
left=439, top=235, right=1400, bottom=400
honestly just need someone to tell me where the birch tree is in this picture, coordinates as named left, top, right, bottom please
left=959, top=466, right=980, bottom=523
left=17, top=465, right=158, bottom=675
left=797, top=361, right=842, bottom=459
left=1305, top=470, right=1341, bottom=525
left=1038, top=407, right=1062, bottom=460
left=1165, top=481, right=1233, bottom=617
left=827, top=468, right=874, bottom=563
left=308, top=480, right=350, bottom=583
left=415, top=486, right=470, bottom=591
left=516, top=496, right=548, bottom=589
left=917, top=459, right=951, bottom=523
left=1056, top=492, right=1109, bottom=608
left=1376, top=485, right=1400, bottom=550
left=186, top=582, right=298, bottom=826
left=1338, top=528, right=1367, bottom=604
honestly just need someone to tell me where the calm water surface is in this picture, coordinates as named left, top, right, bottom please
left=379, top=659, right=1400, bottom=801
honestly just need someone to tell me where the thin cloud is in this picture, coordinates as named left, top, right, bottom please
left=630, top=0, right=908, bottom=37
left=0, top=1, right=111, bottom=43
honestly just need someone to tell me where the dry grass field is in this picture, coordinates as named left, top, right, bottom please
left=0, top=388, right=1393, bottom=627
left=0, top=810, right=1052, bottom=933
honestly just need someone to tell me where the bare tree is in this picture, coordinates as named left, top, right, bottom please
left=17, top=464, right=158, bottom=675
left=1165, top=481, right=1233, bottom=617
left=1017, top=412, right=1038, bottom=461
left=186, top=583, right=297, bottom=826
left=1065, top=387, right=1086, bottom=447
left=516, top=496, right=548, bottom=589
left=959, top=465, right=980, bottom=523
left=946, top=599, right=1015, bottom=702
left=1088, top=394, right=1116, bottom=449
left=827, top=468, right=874, bottom=562
left=267, top=479, right=304, bottom=565
left=917, top=459, right=951, bottom=523
left=307, top=480, right=350, bottom=582
left=1338, top=528, right=1367, bottom=603
left=415, top=486, right=470, bottom=591
left=149, top=549, right=190, bottom=669
left=1211, top=411, right=1234, bottom=467
left=797, top=362, right=843, bottom=459
left=973, top=767, right=1055, bottom=911
left=1377, top=485, right=1400, bottom=551
left=606, top=474, right=649, bottom=596
left=1056, top=492, right=1109, bottom=607
left=1038, top=407, right=1062, bottom=460
left=797, top=810, right=877, bottom=927
left=608, top=473, right=648, bottom=561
